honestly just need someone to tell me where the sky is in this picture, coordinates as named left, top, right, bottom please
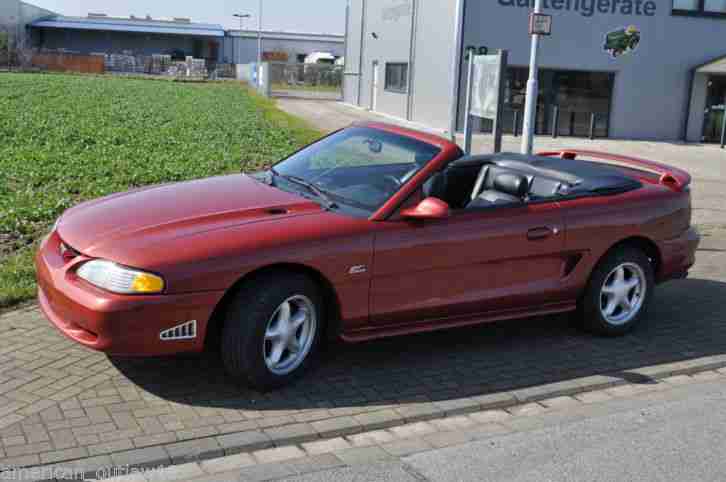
left=28, top=0, right=347, bottom=34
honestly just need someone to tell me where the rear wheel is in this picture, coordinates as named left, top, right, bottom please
left=221, top=273, right=323, bottom=390
left=579, top=247, right=654, bottom=336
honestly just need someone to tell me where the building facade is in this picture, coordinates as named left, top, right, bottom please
left=0, top=0, right=55, bottom=50
left=344, top=0, right=726, bottom=142
left=0, top=2, right=343, bottom=68
left=31, top=16, right=225, bottom=61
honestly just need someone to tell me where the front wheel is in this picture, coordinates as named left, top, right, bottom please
left=579, top=247, right=654, bottom=336
left=221, top=273, right=323, bottom=391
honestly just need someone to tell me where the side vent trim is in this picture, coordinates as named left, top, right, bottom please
left=160, top=321, right=197, bottom=341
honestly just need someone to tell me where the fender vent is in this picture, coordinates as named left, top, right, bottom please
left=160, top=321, right=197, bottom=341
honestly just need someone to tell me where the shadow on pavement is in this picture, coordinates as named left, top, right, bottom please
left=109, top=278, right=726, bottom=411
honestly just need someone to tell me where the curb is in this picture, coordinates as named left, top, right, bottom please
left=4, top=353, right=726, bottom=480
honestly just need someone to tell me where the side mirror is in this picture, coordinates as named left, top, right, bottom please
left=400, top=197, right=450, bottom=221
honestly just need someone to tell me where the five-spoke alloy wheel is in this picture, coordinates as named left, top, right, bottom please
left=263, top=295, right=317, bottom=376
left=222, top=273, right=323, bottom=390
left=580, top=246, right=654, bottom=336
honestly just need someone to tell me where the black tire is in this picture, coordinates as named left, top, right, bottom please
left=579, top=246, right=654, bottom=337
left=221, top=272, right=323, bottom=391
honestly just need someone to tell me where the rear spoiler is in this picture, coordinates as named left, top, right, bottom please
left=536, top=150, right=692, bottom=192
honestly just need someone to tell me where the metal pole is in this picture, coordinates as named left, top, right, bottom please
left=720, top=110, right=726, bottom=149
left=257, top=0, right=263, bottom=87
left=521, top=0, right=543, bottom=155
left=552, top=105, right=559, bottom=139
left=589, top=113, right=597, bottom=140
left=493, top=50, right=508, bottom=154
left=448, top=0, right=466, bottom=142
left=463, top=52, right=475, bottom=155
left=569, top=111, right=575, bottom=136
left=513, top=110, right=520, bottom=137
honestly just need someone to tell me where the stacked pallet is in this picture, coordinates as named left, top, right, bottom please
left=149, top=54, right=172, bottom=75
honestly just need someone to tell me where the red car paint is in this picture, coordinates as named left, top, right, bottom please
left=36, top=123, right=699, bottom=356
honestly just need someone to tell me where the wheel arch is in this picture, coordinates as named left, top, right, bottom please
left=204, top=263, right=343, bottom=351
left=597, top=236, right=663, bottom=279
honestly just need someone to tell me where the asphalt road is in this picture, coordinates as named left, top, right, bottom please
left=276, top=377, right=726, bottom=482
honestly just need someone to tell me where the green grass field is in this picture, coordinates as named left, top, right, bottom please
left=0, top=73, right=322, bottom=309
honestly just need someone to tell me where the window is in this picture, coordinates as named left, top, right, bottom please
left=705, top=0, right=726, bottom=12
left=472, top=68, right=615, bottom=138
left=673, top=0, right=699, bottom=9
left=673, top=0, right=726, bottom=15
left=272, top=127, right=439, bottom=211
left=385, top=63, right=409, bottom=93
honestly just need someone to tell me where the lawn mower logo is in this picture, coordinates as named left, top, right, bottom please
left=604, top=26, right=641, bottom=59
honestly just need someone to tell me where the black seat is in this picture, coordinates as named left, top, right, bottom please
left=469, top=170, right=529, bottom=208
left=422, top=162, right=483, bottom=210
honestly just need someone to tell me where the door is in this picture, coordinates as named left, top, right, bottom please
left=370, top=61, right=379, bottom=111
left=703, top=76, right=726, bottom=143
left=369, top=203, right=567, bottom=327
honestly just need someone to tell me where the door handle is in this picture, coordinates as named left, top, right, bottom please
left=527, top=227, right=556, bottom=241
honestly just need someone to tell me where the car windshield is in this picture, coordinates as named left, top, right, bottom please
left=270, top=127, right=441, bottom=212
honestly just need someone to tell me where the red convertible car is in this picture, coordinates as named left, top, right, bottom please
left=36, top=122, right=699, bottom=389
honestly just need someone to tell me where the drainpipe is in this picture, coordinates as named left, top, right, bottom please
left=448, top=0, right=466, bottom=142
left=358, top=0, right=367, bottom=106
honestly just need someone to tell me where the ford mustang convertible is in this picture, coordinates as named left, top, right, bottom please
left=37, top=123, right=699, bottom=389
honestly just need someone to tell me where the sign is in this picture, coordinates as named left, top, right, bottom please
left=529, top=13, right=552, bottom=35
left=470, top=55, right=502, bottom=120
left=498, top=0, right=656, bottom=18
left=604, top=25, right=641, bottom=58
left=263, top=51, right=289, bottom=62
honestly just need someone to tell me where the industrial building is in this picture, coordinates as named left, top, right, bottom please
left=0, top=0, right=54, bottom=50
left=32, top=15, right=226, bottom=62
left=0, top=1, right=344, bottom=67
left=343, top=0, right=726, bottom=142
left=224, top=30, right=344, bottom=65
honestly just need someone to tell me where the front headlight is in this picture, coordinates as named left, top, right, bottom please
left=76, top=260, right=165, bottom=295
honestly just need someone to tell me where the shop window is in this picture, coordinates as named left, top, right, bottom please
left=474, top=68, right=614, bottom=138
left=385, top=63, right=408, bottom=93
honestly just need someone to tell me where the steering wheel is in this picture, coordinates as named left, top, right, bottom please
left=382, top=174, right=403, bottom=192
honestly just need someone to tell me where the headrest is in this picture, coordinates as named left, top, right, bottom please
left=493, top=173, right=529, bottom=198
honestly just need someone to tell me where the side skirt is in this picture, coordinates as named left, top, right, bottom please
left=339, top=302, right=577, bottom=343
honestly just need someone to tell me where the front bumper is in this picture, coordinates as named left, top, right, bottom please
left=657, top=226, right=700, bottom=283
left=35, top=231, right=225, bottom=356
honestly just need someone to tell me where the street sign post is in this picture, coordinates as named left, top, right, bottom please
left=529, top=13, right=552, bottom=36
left=522, top=0, right=547, bottom=155
left=463, top=50, right=508, bottom=155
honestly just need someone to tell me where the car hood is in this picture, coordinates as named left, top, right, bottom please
left=58, top=174, right=321, bottom=259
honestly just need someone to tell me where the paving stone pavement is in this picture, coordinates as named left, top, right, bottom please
left=78, top=372, right=726, bottom=482
left=1, top=116, right=725, bottom=476
left=1, top=240, right=725, bottom=475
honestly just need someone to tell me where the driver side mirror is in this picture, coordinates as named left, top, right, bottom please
left=400, top=197, right=450, bottom=221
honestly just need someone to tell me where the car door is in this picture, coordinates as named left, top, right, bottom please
left=369, top=201, right=568, bottom=328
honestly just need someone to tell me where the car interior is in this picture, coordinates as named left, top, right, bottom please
left=420, top=152, right=643, bottom=210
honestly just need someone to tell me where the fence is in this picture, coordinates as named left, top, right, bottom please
left=31, top=52, right=105, bottom=74
left=269, top=62, right=343, bottom=100
left=18, top=50, right=227, bottom=81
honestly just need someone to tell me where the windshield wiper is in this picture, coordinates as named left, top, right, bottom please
left=272, top=170, right=338, bottom=210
